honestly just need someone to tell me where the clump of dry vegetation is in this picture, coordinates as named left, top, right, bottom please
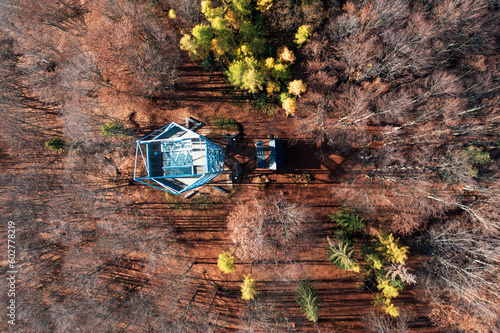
left=228, top=194, right=312, bottom=262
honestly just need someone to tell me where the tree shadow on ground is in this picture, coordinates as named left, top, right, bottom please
left=284, top=140, right=322, bottom=170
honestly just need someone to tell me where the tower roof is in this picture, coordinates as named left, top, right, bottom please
left=134, top=123, right=225, bottom=194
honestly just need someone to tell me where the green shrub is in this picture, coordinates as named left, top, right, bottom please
left=329, top=205, right=365, bottom=233
left=101, top=120, right=125, bottom=137
left=45, top=137, right=66, bottom=152
left=212, top=117, right=239, bottom=131
left=163, top=192, right=182, bottom=210
left=290, top=172, right=312, bottom=185
left=334, top=229, right=353, bottom=247
left=249, top=94, right=269, bottom=111
left=192, top=196, right=219, bottom=210
left=465, top=146, right=490, bottom=164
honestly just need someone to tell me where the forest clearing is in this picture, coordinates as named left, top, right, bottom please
left=0, top=0, right=499, bottom=332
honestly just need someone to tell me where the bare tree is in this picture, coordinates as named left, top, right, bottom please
left=417, top=223, right=500, bottom=332
left=228, top=195, right=313, bottom=262
left=364, top=309, right=412, bottom=333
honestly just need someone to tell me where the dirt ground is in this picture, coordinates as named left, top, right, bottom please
left=113, top=57, right=441, bottom=332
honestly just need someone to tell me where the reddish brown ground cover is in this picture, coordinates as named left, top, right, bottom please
left=106, top=58, right=440, bottom=332
left=3, top=1, right=497, bottom=331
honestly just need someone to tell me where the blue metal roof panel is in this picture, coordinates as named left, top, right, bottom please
left=256, top=141, right=267, bottom=169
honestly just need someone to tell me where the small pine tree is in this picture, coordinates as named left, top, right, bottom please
left=238, top=22, right=259, bottom=42
left=217, top=251, right=236, bottom=274
left=329, top=205, right=365, bottom=233
left=241, top=274, right=258, bottom=300
left=376, top=233, right=409, bottom=265
left=295, top=281, right=320, bottom=322
left=294, top=25, right=312, bottom=46
left=325, top=237, right=360, bottom=272
left=101, top=120, right=125, bottom=137
left=247, top=37, right=266, bottom=57
left=465, top=146, right=490, bottom=164
left=45, top=137, right=66, bottom=152
left=334, top=229, right=353, bottom=246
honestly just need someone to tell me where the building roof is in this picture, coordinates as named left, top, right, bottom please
left=255, top=139, right=284, bottom=171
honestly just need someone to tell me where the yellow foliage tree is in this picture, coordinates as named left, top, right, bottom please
left=294, top=25, right=312, bottom=46
left=385, top=303, right=400, bottom=317
left=272, top=62, right=290, bottom=80
left=266, top=81, right=279, bottom=96
left=180, top=34, right=200, bottom=59
left=278, top=46, right=295, bottom=64
left=225, top=10, right=241, bottom=29
left=376, top=233, right=409, bottom=265
left=211, top=17, right=227, bottom=31
left=288, top=79, right=307, bottom=98
left=191, top=25, right=213, bottom=48
left=201, top=0, right=224, bottom=22
left=377, top=277, right=400, bottom=298
left=168, top=9, right=176, bottom=19
left=241, top=57, right=266, bottom=93
left=232, top=0, right=252, bottom=16
left=241, top=274, right=258, bottom=300
left=282, top=97, right=297, bottom=116
left=373, top=294, right=400, bottom=317
left=365, top=253, right=383, bottom=270
left=217, top=251, right=236, bottom=274
left=264, top=57, right=275, bottom=70
left=256, top=0, right=273, bottom=12
left=235, top=43, right=252, bottom=58
left=211, top=38, right=225, bottom=57
left=242, top=68, right=265, bottom=93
